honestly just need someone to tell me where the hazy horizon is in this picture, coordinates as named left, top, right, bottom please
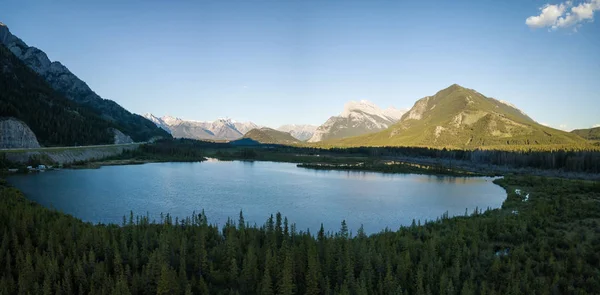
left=2, top=0, right=599, bottom=130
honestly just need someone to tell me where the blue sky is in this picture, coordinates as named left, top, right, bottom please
left=2, top=0, right=599, bottom=129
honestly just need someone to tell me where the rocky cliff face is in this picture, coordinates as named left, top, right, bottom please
left=0, top=118, right=41, bottom=149
left=113, top=129, right=134, bottom=144
left=0, top=23, right=98, bottom=105
left=0, top=22, right=169, bottom=142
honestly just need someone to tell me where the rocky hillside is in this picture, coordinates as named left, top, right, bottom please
left=0, top=43, right=121, bottom=147
left=308, top=100, right=405, bottom=142
left=0, top=118, right=40, bottom=149
left=277, top=124, right=318, bottom=141
left=143, top=114, right=259, bottom=141
left=0, top=22, right=169, bottom=142
left=242, top=128, right=300, bottom=145
left=334, top=84, right=586, bottom=148
left=571, top=127, right=600, bottom=141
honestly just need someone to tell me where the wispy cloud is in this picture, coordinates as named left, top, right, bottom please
left=559, top=124, right=568, bottom=130
left=526, top=0, right=600, bottom=31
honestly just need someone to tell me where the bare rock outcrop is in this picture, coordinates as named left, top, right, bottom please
left=113, top=129, right=134, bottom=144
left=0, top=118, right=40, bottom=148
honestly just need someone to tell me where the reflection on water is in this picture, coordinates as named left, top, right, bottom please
left=8, top=161, right=506, bottom=234
left=203, top=157, right=221, bottom=162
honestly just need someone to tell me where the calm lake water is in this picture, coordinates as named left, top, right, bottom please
left=8, top=160, right=506, bottom=234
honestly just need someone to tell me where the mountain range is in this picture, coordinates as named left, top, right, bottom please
left=0, top=21, right=593, bottom=150
left=277, top=125, right=318, bottom=141
left=0, top=22, right=168, bottom=142
left=143, top=114, right=259, bottom=141
left=308, top=101, right=406, bottom=142
left=332, top=84, right=586, bottom=148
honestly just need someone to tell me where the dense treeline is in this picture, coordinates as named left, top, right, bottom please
left=0, top=44, right=115, bottom=146
left=362, top=146, right=600, bottom=173
left=296, top=162, right=478, bottom=177
left=155, top=139, right=600, bottom=173
left=1, top=176, right=599, bottom=294
left=116, top=139, right=207, bottom=162
left=229, top=144, right=600, bottom=174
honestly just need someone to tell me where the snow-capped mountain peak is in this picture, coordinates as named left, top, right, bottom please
left=161, top=115, right=183, bottom=126
left=143, top=114, right=261, bottom=141
left=341, top=100, right=382, bottom=118
left=340, top=100, right=406, bottom=122
left=308, top=100, right=407, bottom=142
left=277, top=124, right=318, bottom=141
left=383, top=107, right=407, bottom=121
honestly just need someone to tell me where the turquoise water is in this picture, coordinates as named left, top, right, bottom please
left=8, top=160, right=506, bottom=234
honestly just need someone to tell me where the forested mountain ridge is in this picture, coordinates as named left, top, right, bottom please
left=0, top=22, right=169, bottom=142
left=332, top=84, right=586, bottom=148
left=243, top=128, right=301, bottom=144
left=0, top=44, right=116, bottom=146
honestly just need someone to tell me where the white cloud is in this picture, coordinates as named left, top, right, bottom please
left=559, top=124, right=568, bottom=130
left=526, top=2, right=570, bottom=28
left=526, top=0, right=600, bottom=31
left=593, top=124, right=600, bottom=128
left=541, top=122, right=550, bottom=126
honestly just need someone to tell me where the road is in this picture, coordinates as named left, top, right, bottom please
left=0, top=142, right=143, bottom=153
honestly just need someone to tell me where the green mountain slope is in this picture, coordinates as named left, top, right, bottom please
left=243, top=128, right=301, bottom=145
left=571, top=127, right=600, bottom=141
left=0, top=44, right=114, bottom=146
left=332, top=84, right=586, bottom=149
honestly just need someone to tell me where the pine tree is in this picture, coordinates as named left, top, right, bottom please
left=240, top=245, right=259, bottom=291
left=277, top=253, right=294, bottom=295
left=157, top=264, right=180, bottom=295
left=260, top=252, right=274, bottom=295
left=305, top=246, right=320, bottom=295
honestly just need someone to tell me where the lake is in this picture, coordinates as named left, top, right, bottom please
left=8, top=160, right=506, bottom=234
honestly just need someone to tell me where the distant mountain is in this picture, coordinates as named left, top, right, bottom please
left=308, top=100, right=406, bottom=142
left=334, top=84, right=586, bottom=148
left=571, top=127, right=600, bottom=141
left=143, top=114, right=259, bottom=141
left=233, top=122, right=260, bottom=136
left=0, top=43, right=115, bottom=147
left=143, top=114, right=172, bottom=133
left=277, top=124, right=318, bottom=141
left=0, top=22, right=169, bottom=142
left=243, top=128, right=301, bottom=145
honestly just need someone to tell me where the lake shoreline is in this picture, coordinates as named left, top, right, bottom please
left=6, top=161, right=507, bottom=233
